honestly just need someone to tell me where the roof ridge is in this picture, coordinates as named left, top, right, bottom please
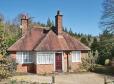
left=32, top=33, right=47, bottom=50
left=34, top=30, right=57, bottom=51
left=62, top=32, right=90, bottom=50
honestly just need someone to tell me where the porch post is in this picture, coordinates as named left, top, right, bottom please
left=66, top=51, right=70, bottom=72
left=67, top=53, right=69, bottom=72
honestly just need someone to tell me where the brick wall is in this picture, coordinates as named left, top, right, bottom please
left=10, top=51, right=16, bottom=60
left=67, top=51, right=88, bottom=72
left=16, top=64, right=28, bottom=72
left=36, top=64, right=54, bottom=74
left=70, top=62, right=81, bottom=72
left=16, top=64, right=35, bottom=73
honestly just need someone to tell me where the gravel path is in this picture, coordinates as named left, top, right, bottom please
left=55, top=73, right=104, bottom=84
left=10, top=72, right=114, bottom=84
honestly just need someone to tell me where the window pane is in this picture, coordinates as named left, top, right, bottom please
left=76, top=51, right=81, bottom=61
left=23, top=52, right=32, bottom=63
left=37, top=52, right=54, bottom=64
left=16, top=52, right=32, bottom=64
left=72, top=51, right=81, bottom=62
left=16, top=52, right=22, bottom=63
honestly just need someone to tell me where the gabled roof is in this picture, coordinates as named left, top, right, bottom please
left=7, top=27, right=90, bottom=52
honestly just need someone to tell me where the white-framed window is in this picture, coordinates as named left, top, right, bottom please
left=37, top=52, right=54, bottom=64
left=72, top=51, right=81, bottom=62
left=16, top=52, right=22, bottom=63
left=16, top=52, right=32, bottom=64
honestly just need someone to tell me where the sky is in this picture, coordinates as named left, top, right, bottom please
left=0, top=0, right=103, bottom=36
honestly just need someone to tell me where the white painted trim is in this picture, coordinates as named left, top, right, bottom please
left=21, top=53, right=23, bottom=64
left=35, top=52, right=37, bottom=64
left=62, top=52, right=64, bottom=71
left=36, top=52, right=38, bottom=64
left=80, top=51, right=82, bottom=63
left=54, top=52, right=55, bottom=71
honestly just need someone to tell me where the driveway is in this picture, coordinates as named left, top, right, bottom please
left=10, top=72, right=113, bottom=84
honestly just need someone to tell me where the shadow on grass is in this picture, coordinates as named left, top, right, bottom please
left=93, top=65, right=114, bottom=76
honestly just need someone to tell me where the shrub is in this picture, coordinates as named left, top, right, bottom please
left=0, top=54, right=16, bottom=80
left=80, top=51, right=98, bottom=72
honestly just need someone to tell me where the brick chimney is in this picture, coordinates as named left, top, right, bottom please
left=55, top=10, right=63, bottom=35
left=21, top=14, right=29, bottom=35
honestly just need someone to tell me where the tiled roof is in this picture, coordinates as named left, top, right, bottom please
left=7, top=27, right=90, bottom=51
left=7, top=28, right=46, bottom=51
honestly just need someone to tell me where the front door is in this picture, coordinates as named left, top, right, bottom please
left=55, top=53, right=62, bottom=71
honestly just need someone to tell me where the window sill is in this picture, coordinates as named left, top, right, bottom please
left=37, top=63, right=53, bottom=65
left=72, top=61, right=81, bottom=63
left=22, top=62, right=33, bottom=64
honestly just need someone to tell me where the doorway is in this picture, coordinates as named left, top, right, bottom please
left=55, top=53, right=62, bottom=72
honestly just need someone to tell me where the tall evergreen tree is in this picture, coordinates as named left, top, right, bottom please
left=47, top=18, right=54, bottom=27
left=91, top=37, right=99, bottom=54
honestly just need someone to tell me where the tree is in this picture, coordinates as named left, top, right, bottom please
left=63, top=27, right=68, bottom=33
left=46, top=18, right=54, bottom=27
left=98, top=0, right=114, bottom=65
left=94, top=29, right=114, bottom=65
left=0, top=14, right=22, bottom=56
left=69, top=28, right=72, bottom=34
left=80, top=37, right=89, bottom=46
left=0, top=13, right=4, bottom=23
left=91, top=37, right=99, bottom=53
left=99, top=29, right=113, bottom=41
left=100, top=0, right=114, bottom=33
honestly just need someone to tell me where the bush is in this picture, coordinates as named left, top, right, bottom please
left=0, top=54, right=16, bottom=80
left=80, top=51, right=98, bottom=72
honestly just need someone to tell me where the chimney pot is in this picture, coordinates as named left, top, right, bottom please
left=57, top=10, right=60, bottom=15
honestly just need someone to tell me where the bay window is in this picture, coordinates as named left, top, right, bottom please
left=72, top=51, right=81, bottom=62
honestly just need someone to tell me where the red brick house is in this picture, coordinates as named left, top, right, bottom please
left=7, top=11, right=90, bottom=74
